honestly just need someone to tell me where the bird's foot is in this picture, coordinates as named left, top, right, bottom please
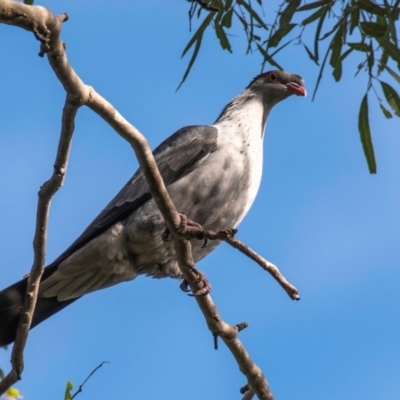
left=162, top=213, right=206, bottom=246
left=180, top=271, right=212, bottom=296
left=177, top=213, right=202, bottom=231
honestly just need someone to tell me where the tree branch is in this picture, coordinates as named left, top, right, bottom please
left=0, top=78, right=80, bottom=398
left=176, top=226, right=300, bottom=300
left=242, top=389, right=256, bottom=400
left=0, top=2, right=79, bottom=393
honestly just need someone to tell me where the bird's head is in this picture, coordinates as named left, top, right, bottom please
left=247, top=70, right=307, bottom=106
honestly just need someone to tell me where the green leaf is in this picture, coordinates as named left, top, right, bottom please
left=380, top=103, right=393, bottom=118
left=339, top=47, right=353, bottom=61
left=367, top=40, right=375, bottom=71
left=267, top=38, right=295, bottom=59
left=301, top=5, right=326, bottom=26
left=332, top=61, right=342, bottom=81
left=215, top=23, right=232, bottom=51
left=314, top=5, right=328, bottom=61
left=350, top=7, right=359, bottom=34
left=303, top=44, right=319, bottom=65
left=178, top=11, right=215, bottom=89
left=260, top=38, right=295, bottom=72
left=378, top=51, right=389, bottom=75
left=0, top=367, right=5, bottom=380
left=224, top=0, right=233, bottom=11
left=377, top=37, right=400, bottom=65
left=178, top=31, right=204, bottom=89
left=377, top=14, right=386, bottom=26
left=385, top=65, right=400, bottom=84
left=268, top=23, right=296, bottom=48
left=358, top=94, right=377, bottom=174
left=214, top=8, right=223, bottom=24
left=181, top=11, right=214, bottom=58
left=319, top=18, right=343, bottom=41
left=236, top=0, right=267, bottom=28
left=358, top=0, right=387, bottom=16
left=297, top=0, right=332, bottom=12
left=221, top=8, right=233, bottom=28
left=360, top=22, right=388, bottom=37
left=64, top=380, right=73, bottom=400
left=329, top=28, right=343, bottom=69
left=24, top=0, right=34, bottom=4
left=312, top=45, right=330, bottom=100
left=381, top=0, right=398, bottom=42
left=347, top=42, right=369, bottom=51
left=256, top=44, right=283, bottom=70
left=279, top=0, right=301, bottom=27
left=389, top=3, right=400, bottom=21
left=380, top=81, right=400, bottom=116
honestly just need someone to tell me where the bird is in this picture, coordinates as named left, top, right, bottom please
left=0, top=70, right=306, bottom=346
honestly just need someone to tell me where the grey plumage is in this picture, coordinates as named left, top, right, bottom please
left=0, top=70, right=306, bottom=346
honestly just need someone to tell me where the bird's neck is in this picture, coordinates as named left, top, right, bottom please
left=214, top=90, right=270, bottom=137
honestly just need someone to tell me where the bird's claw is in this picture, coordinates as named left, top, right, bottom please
left=179, top=279, right=191, bottom=293
left=177, top=213, right=202, bottom=231
left=161, top=213, right=207, bottom=247
left=179, top=271, right=212, bottom=296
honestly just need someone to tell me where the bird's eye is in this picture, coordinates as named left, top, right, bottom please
left=268, top=73, right=278, bottom=82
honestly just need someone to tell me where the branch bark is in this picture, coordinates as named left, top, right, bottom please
left=0, top=95, right=79, bottom=393
left=177, top=226, right=300, bottom=300
left=0, top=1, right=298, bottom=398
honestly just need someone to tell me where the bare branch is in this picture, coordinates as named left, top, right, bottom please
left=0, top=93, right=79, bottom=391
left=223, top=235, right=300, bottom=300
left=71, top=361, right=109, bottom=399
left=0, top=1, right=80, bottom=393
left=176, top=226, right=300, bottom=300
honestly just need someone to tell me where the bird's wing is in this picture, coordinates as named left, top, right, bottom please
left=49, top=125, right=218, bottom=268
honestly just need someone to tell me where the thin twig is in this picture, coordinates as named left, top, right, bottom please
left=223, top=235, right=300, bottom=300
left=176, top=226, right=300, bottom=300
left=71, top=361, right=109, bottom=399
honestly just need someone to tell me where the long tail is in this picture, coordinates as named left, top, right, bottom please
left=0, top=273, right=77, bottom=347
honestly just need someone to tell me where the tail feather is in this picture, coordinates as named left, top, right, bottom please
left=0, top=274, right=78, bottom=347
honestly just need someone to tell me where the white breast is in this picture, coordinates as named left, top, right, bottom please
left=213, top=95, right=266, bottom=226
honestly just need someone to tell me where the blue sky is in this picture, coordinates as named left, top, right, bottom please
left=1, top=1, right=399, bottom=399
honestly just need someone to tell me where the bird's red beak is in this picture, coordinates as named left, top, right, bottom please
left=287, top=82, right=307, bottom=97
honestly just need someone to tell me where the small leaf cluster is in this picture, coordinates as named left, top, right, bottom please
left=181, top=0, right=267, bottom=88
left=297, top=0, right=400, bottom=173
